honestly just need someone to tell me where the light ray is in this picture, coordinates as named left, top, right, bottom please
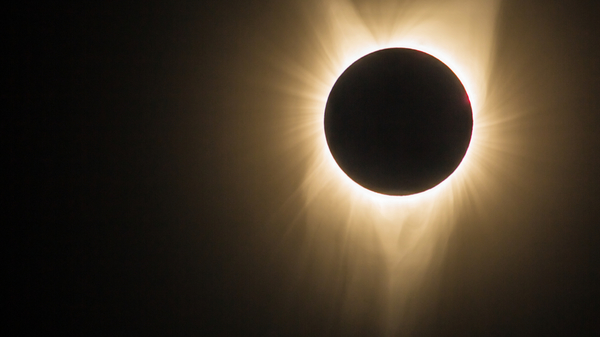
left=269, top=0, right=505, bottom=333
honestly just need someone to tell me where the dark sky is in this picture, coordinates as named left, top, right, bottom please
left=12, top=0, right=600, bottom=335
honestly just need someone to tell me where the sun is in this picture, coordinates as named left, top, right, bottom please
left=291, top=0, right=501, bottom=207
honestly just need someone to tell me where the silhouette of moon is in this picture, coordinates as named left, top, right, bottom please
left=324, top=48, right=473, bottom=195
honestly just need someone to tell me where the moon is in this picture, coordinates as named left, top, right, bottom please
left=324, top=48, right=473, bottom=195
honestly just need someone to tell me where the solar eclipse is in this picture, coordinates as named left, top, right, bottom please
left=324, top=48, right=473, bottom=195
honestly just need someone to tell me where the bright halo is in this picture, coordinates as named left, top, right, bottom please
left=296, top=0, right=500, bottom=207
left=269, top=0, right=504, bottom=333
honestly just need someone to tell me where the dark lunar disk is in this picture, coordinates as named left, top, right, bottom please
left=324, top=48, right=473, bottom=195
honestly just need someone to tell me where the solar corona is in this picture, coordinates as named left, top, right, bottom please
left=276, top=0, right=504, bottom=333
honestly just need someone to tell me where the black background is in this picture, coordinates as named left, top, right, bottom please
left=11, top=0, right=600, bottom=335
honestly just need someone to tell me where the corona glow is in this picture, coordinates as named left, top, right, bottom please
left=265, top=0, right=505, bottom=334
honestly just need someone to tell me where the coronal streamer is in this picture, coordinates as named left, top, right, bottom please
left=266, top=0, right=504, bottom=334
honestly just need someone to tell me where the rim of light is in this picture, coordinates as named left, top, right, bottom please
left=317, top=44, right=480, bottom=206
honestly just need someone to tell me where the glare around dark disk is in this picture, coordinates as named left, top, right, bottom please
left=324, top=48, right=473, bottom=195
